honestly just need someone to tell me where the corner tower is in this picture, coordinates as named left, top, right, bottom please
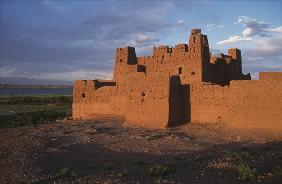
left=187, top=29, right=211, bottom=83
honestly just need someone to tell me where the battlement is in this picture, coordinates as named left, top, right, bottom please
left=172, top=44, right=188, bottom=53
left=153, top=45, right=171, bottom=56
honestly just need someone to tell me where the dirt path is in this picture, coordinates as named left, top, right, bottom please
left=0, top=115, right=281, bottom=184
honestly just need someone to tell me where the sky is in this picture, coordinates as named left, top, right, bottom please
left=0, top=0, right=281, bottom=84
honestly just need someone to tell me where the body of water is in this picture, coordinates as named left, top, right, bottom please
left=0, top=87, right=73, bottom=96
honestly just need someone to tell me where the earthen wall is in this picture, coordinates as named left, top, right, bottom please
left=72, top=29, right=281, bottom=131
left=190, top=74, right=282, bottom=131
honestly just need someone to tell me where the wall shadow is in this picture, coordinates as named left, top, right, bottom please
left=168, top=76, right=191, bottom=127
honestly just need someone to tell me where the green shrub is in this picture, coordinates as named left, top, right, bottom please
left=149, top=164, right=171, bottom=176
left=237, top=163, right=257, bottom=181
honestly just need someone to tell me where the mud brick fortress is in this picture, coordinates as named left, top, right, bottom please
left=73, top=29, right=282, bottom=131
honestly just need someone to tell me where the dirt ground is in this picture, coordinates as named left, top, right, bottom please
left=0, top=115, right=281, bottom=184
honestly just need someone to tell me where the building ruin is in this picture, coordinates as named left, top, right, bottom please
left=73, top=29, right=282, bottom=131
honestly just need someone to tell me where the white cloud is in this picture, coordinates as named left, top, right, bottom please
left=236, top=16, right=268, bottom=36
left=0, top=66, right=112, bottom=81
left=135, top=33, right=159, bottom=44
left=206, top=24, right=224, bottom=30
left=35, top=69, right=113, bottom=81
left=245, top=34, right=282, bottom=56
left=0, top=67, right=17, bottom=77
left=125, top=33, right=159, bottom=54
left=236, top=16, right=281, bottom=37
left=217, top=16, right=282, bottom=78
left=176, top=19, right=184, bottom=25
left=217, top=35, right=251, bottom=44
left=242, top=27, right=255, bottom=37
left=217, top=16, right=282, bottom=45
left=265, top=26, right=282, bottom=33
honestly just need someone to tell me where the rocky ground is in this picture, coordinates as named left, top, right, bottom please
left=0, top=115, right=281, bottom=184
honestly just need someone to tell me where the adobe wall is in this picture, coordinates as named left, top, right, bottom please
left=190, top=73, right=282, bottom=132
left=259, top=72, right=282, bottom=82
left=72, top=29, right=280, bottom=131
left=72, top=80, right=127, bottom=119
left=227, top=79, right=282, bottom=131
left=124, top=72, right=171, bottom=128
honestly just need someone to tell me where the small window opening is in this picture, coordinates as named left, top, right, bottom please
left=178, top=67, right=182, bottom=74
left=191, top=71, right=195, bottom=75
left=141, top=92, right=145, bottom=104
left=119, top=59, right=122, bottom=62
left=81, top=93, right=86, bottom=98
left=194, top=37, right=196, bottom=43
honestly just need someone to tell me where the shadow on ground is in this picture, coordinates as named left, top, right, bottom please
left=1, top=118, right=281, bottom=184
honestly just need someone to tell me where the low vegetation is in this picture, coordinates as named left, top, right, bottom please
left=237, top=163, right=257, bottom=181
left=225, top=150, right=253, bottom=161
left=0, top=95, right=72, bottom=128
left=149, top=164, right=171, bottom=176
left=56, top=167, right=74, bottom=178
left=272, top=165, right=282, bottom=176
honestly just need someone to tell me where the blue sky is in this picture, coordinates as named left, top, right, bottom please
left=0, top=0, right=281, bottom=84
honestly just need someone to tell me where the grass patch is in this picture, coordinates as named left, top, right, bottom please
left=225, top=150, right=252, bottom=162
left=272, top=165, right=282, bottom=176
left=117, top=170, right=128, bottom=177
left=0, top=110, right=68, bottom=128
left=0, top=95, right=72, bottom=128
left=193, top=155, right=207, bottom=161
left=0, top=95, right=72, bottom=105
left=133, top=159, right=146, bottom=165
left=237, top=163, right=257, bottom=181
left=86, top=162, right=115, bottom=171
left=149, top=164, right=171, bottom=176
left=103, top=162, right=114, bottom=170
left=56, top=167, right=74, bottom=178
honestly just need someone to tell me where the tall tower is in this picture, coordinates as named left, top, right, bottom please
left=113, top=47, right=137, bottom=93
left=187, top=29, right=211, bottom=83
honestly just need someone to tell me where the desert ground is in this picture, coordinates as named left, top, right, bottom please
left=0, top=115, right=282, bottom=184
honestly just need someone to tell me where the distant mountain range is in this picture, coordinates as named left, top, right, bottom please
left=0, top=77, right=73, bottom=86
